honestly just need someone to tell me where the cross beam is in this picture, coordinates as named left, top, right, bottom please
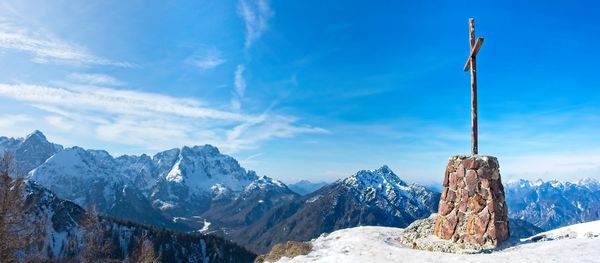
left=464, top=18, right=484, bottom=155
left=463, top=37, right=484, bottom=72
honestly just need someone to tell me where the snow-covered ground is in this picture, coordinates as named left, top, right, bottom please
left=521, top=220, right=600, bottom=241
left=274, top=221, right=600, bottom=263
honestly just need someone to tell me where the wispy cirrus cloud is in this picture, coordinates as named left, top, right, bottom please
left=232, top=0, right=273, bottom=110
left=234, top=65, right=246, bottom=96
left=237, top=0, right=273, bottom=49
left=0, top=114, right=31, bottom=129
left=0, top=83, right=245, bottom=121
left=67, top=73, right=123, bottom=86
left=0, top=81, right=325, bottom=153
left=189, top=49, right=226, bottom=70
left=231, top=64, right=246, bottom=110
left=0, top=18, right=133, bottom=67
left=0, top=114, right=34, bottom=139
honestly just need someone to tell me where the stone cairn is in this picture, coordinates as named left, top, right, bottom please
left=434, top=155, right=509, bottom=246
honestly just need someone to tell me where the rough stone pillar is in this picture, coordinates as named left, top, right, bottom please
left=434, top=155, right=509, bottom=246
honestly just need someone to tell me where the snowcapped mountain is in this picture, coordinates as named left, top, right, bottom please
left=9, top=130, right=600, bottom=257
left=150, top=145, right=262, bottom=220
left=30, top=147, right=124, bottom=208
left=162, top=145, right=256, bottom=191
left=115, top=153, right=157, bottom=191
left=29, top=146, right=178, bottom=229
left=342, top=165, right=438, bottom=222
left=505, top=178, right=600, bottom=230
left=230, top=166, right=440, bottom=254
left=288, top=180, right=328, bottom=195
left=0, top=130, right=63, bottom=174
left=4, top=131, right=294, bottom=238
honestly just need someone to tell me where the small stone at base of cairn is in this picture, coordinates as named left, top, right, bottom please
left=433, top=155, right=509, bottom=246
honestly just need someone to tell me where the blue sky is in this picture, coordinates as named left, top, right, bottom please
left=1, top=0, right=599, bottom=184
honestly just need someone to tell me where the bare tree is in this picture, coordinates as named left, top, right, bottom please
left=130, top=232, right=160, bottom=263
left=62, top=232, right=81, bottom=263
left=81, top=205, right=113, bottom=263
left=0, top=152, right=45, bottom=262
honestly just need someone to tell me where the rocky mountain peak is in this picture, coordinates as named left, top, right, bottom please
left=12, top=131, right=63, bottom=173
left=576, top=177, right=600, bottom=189
left=26, top=129, right=49, bottom=140
left=344, top=165, right=408, bottom=190
left=24, top=129, right=46, bottom=140
left=336, top=166, right=439, bottom=223
left=20, top=130, right=62, bottom=154
left=182, top=144, right=221, bottom=156
left=164, top=144, right=255, bottom=192
left=243, top=175, right=286, bottom=193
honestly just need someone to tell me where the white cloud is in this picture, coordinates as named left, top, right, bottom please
left=95, top=117, right=192, bottom=149
left=232, top=64, right=246, bottom=110
left=0, top=83, right=245, bottom=121
left=0, top=114, right=31, bottom=129
left=190, top=49, right=226, bottom=70
left=238, top=0, right=273, bottom=49
left=67, top=73, right=122, bottom=86
left=0, top=19, right=133, bottom=67
left=231, top=99, right=242, bottom=112
left=0, top=82, right=325, bottom=153
left=232, top=0, right=273, bottom=111
left=244, top=152, right=264, bottom=161
left=0, top=114, right=33, bottom=138
left=44, top=115, right=75, bottom=131
left=234, top=64, right=246, bottom=96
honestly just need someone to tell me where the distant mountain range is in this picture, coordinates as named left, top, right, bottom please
left=288, top=180, right=328, bottom=195
left=229, top=166, right=440, bottom=253
left=1, top=132, right=296, bottom=234
left=2, top=131, right=600, bottom=255
left=505, top=178, right=600, bottom=230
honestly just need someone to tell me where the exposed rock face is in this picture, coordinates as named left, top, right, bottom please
left=0, top=130, right=63, bottom=174
left=434, top=155, right=509, bottom=246
left=254, top=241, right=312, bottom=263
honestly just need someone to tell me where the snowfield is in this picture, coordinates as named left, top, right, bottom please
left=522, top=219, right=600, bottom=241
left=274, top=221, right=600, bottom=263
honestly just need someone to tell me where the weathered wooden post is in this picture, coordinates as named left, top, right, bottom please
left=463, top=18, right=484, bottom=155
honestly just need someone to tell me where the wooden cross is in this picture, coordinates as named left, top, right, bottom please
left=463, top=18, right=484, bottom=155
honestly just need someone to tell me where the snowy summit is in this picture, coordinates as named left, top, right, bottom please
left=270, top=220, right=600, bottom=263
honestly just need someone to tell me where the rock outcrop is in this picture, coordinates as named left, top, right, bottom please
left=254, top=241, right=312, bottom=263
left=434, top=155, right=509, bottom=246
